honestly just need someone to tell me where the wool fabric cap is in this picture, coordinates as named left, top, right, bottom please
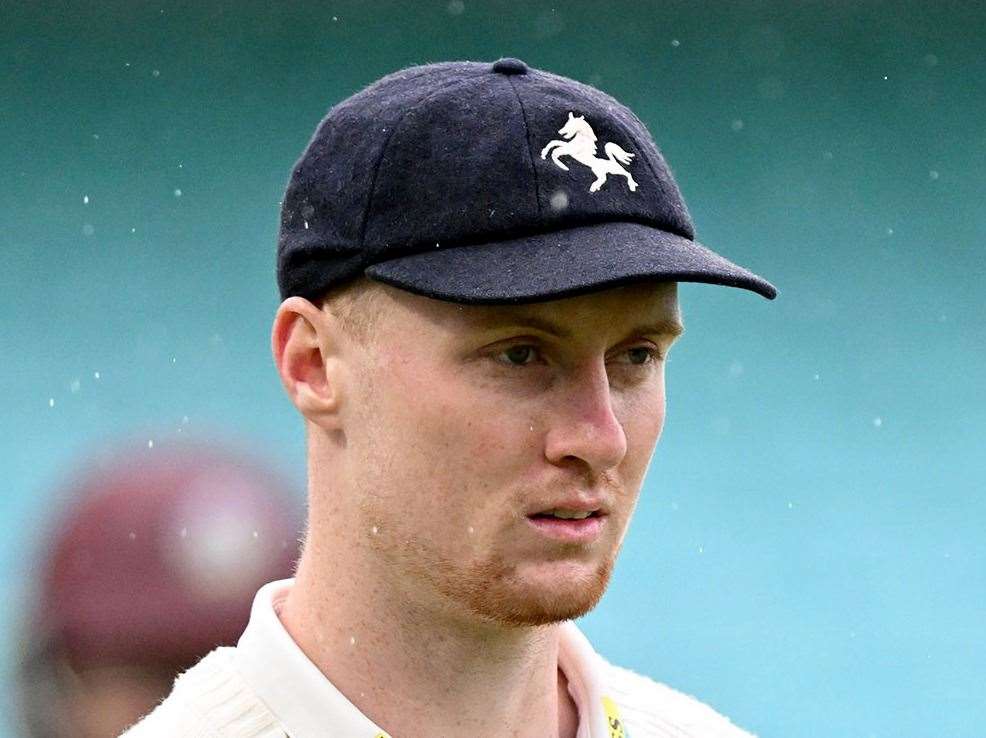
left=276, top=57, right=777, bottom=304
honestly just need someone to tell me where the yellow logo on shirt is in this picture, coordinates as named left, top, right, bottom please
left=373, top=733, right=390, bottom=738
left=602, top=695, right=625, bottom=738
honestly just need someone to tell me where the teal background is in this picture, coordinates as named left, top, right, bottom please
left=3, top=1, right=985, bottom=735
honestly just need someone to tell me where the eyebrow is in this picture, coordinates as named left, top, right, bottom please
left=469, top=313, right=685, bottom=340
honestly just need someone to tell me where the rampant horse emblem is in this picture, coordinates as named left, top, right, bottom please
left=540, top=112, right=639, bottom=193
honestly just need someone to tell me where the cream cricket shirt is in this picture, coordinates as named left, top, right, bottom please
left=122, top=579, right=755, bottom=737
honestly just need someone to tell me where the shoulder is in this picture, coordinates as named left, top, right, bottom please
left=602, top=658, right=757, bottom=738
left=119, top=648, right=286, bottom=738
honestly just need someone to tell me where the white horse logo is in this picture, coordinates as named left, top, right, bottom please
left=540, top=112, right=639, bottom=193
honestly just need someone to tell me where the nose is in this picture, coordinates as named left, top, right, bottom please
left=543, top=361, right=627, bottom=473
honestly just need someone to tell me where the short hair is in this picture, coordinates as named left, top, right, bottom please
left=313, top=276, right=388, bottom=346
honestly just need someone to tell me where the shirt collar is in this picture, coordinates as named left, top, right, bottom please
left=234, top=578, right=625, bottom=738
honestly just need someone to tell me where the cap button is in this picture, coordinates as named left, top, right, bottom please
left=492, top=57, right=528, bottom=75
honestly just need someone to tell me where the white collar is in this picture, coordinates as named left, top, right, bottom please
left=233, top=579, right=624, bottom=738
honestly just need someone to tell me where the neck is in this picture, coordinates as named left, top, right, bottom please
left=280, top=529, right=579, bottom=738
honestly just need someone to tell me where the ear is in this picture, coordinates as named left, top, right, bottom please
left=271, top=297, right=343, bottom=429
left=567, top=111, right=574, bottom=119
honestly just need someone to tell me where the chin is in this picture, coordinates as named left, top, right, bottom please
left=439, top=555, right=615, bottom=628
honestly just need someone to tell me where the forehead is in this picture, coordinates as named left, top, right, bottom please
left=379, top=281, right=682, bottom=339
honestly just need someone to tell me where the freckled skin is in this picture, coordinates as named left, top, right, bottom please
left=343, top=281, right=678, bottom=627
left=275, top=280, right=682, bottom=738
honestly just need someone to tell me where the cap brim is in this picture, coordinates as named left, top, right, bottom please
left=364, top=220, right=776, bottom=304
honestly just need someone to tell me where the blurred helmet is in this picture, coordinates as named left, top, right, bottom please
left=28, top=439, right=303, bottom=673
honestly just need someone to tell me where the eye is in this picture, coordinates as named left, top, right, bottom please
left=496, top=345, right=540, bottom=367
left=617, top=346, right=663, bottom=366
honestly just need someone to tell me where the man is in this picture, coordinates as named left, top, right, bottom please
left=15, top=441, right=300, bottom=738
left=123, top=57, right=776, bottom=738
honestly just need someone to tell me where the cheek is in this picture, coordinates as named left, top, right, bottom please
left=617, top=378, right=667, bottom=482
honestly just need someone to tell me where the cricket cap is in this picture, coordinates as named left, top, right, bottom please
left=276, top=57, right=776, bottom=304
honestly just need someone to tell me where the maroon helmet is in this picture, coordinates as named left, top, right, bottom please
left=28, top=439, right=303, bottom=673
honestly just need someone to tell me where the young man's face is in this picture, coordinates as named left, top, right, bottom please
left=337, top=280, right=682, bottom=628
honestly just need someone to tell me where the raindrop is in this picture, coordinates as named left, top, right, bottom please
left=929, top=170, right=939, bottom=180
left=148, top=439, right=154, bottom=448
left=730, top=119, right=744, bottom=131
left=174, top=188, right=182, bottom=197
left=82, top=223, right=95, bottom=236
left=787, top=501, right=794, bottom=509
left=467, top=526, right=475, bottom=534
left=549, top=190, right=569, bottom=211
left=728, top=360, right=744, bottom=378
left=128, top=531, right=136, bottom=540
left=180, top=527, right=188, bottom=538
left=813, top=373, right=820, bottom=380
left=177, top=162, right=183, bottom=169
left=349, top=635, right=357, bottom=646
left=69, top=379, right=80, bottom=393
left=670, top=39, right=680, bottom=47
left=48, top=397, right=55, bottom=408
left=303, top=220, right=309, bottom=230
left=886, top=227, right=894, bottom=236
left=332, top=15, right=338, bottom=21
left=83, top=195, right=89, bottom=204
left=670, top=501, right=679, bottom=511
left=882, top=75, right=888, bottom=80
left=698, top=545, right=704, bottom=554
left=94, top=371, right=101, bottom=379
left=447, top=0, right=464, bottom=15
left=131, top=227, right=136, bottom=233
left=252, top=530, right=258, bottom=539
left=171, top=356, right=177, bottom=364
left=181, top=415, right=190, bottom=424
left=371, top=525, right=379, bottom=535
left=923, top=53, right=938, bottom=67
left=823, top=151, right=833, bottom=160
left=152, top=69, right=161, bottom=77
left=873, top=417, right=882, bottom=428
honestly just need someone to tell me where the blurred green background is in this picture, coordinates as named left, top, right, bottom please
left=3, top=1, right=984, bottom=735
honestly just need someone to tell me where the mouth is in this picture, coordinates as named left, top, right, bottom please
left=526, top=508, right=607, bottom=542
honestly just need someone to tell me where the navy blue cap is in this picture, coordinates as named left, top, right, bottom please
left=276, top=58, right=777, bottom=304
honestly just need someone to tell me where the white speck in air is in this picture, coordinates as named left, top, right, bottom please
left=94, top=371, right=101, bottom=380
left=698, top=545, right=704, bottom=554
left=435, top=242, right=441, bottom=248
left=886, top=227, right=894, bottom=236
left=128, top=531, right=136, bottom=541
left=349, top=635, right=357, bottom=646
left=152, top=69, right=161, bottom=77
left=131, top=227, right=136, bottom=233
left=48, top=397, right=55, bottom=408
left=924, top=53, right=938, bottom=67
left=83, top=195, right=89, bottom=204
left=850, top=630, right=856, bottom=639
left=171, top=356, right=176, bottom=364
left=873, top=417, right=883, bottom=428
left=728, top=360, right=744, bottom=377
left=823, top=151, right=833, bottom=160
left=82, top=223, right=95, bottom=236
left=787, top=501, right=794, bottom=509
left=177, top=162, right=183, bottom=169
left=882, top=75, right=888, bottom=80
left=174, top=188, right=182, bottom=197
left=938, top=314, right=947, bottom=323
left=147, top=439, right=154, bottom=448
left=92, top=133, right=99, bottom=140
left=529, top=424, right=534, bottom=432
left=69, top=379, right=80, bottom=393
left=731, top=119, right=744, bottom=131
left=124, top=62, right=130, bottom=68
left=180, top=527, right=188, bottom=537
left=332, top=15, right=338, bottom=21
left=467, top=526, right=475, bottom=534
left=304, top=220, right=309, bottom=229
left=813, top=373, right=820, bottom=380
left=489, top=208, right=495, bottom=217
left=252, top=530, right=258, bottom=539
left=447, top=0, right=464, bottom=15
left=929, top=170, right=939, bottom=180
left=670, top=501, right=679, bottom=511
left=670, top=39, right=680, bottom=47
left=549, top=190, right=568, bottom=211
left=371, top=525, right=379, bottom=535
